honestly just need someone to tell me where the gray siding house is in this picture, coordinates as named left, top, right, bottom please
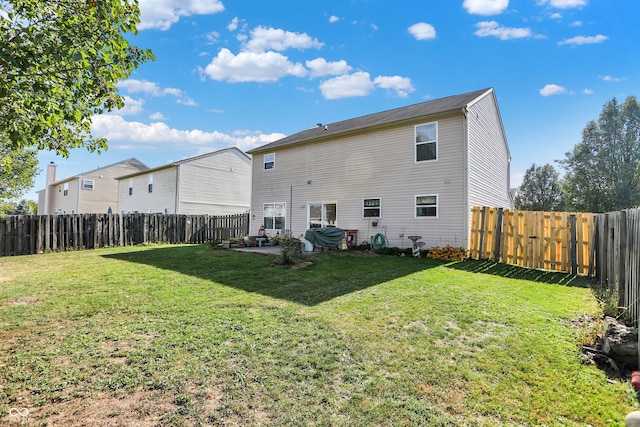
left=247, top=88, right=513, bottom=249
left=37, top=158, right=148, bottom=215
left=116, top=147, right=251, bottom=215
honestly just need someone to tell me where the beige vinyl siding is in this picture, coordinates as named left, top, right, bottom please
left=251, top=114, right=468, bottom=247
left=51, top=178, right=79, bottom=214
left=118, top=168, right=178, bottom=213
left=467, top=91, right=512, bottom=209
left=78, top=162, right=146, bottom=213
left=178, top=149, right=251, bottom=215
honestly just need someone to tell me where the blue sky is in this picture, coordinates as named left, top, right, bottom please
left=28, top=0, right=640, bottom=200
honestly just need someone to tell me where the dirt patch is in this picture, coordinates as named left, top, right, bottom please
left=3, top=296, right=38, bottom=307
left=3, top=390, right=180, bottom=427
left=290, top=261, right=313, bottom=270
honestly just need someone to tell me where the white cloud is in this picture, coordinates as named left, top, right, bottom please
left=243, top=26, right=323, bottom=53
left=149, top=112, right=167, bottom=121
left=306, top=58, right=352, bottom=78
left=569, top=20, right=582, bottom=27
left=227, top=17, right=239, bottom=31
left=329, top=15, right=340, bottom=23
left=204, top=31, right=220, bottom=44
left=319, top=72, right=375, bottom=100
left=138, top=0, right=224, bottom=31
left=115, top=96, right=145, bottom=116
left=92, top=114, right=285, bottom=152
left=319, top=72, right=415, bottom=100
left=474, top=21, right=533, bottom=40
left=373, top=76, right=415, bottom=98
left=601, top=75, right=624, bottom=82
left=539, top=84, right=568, bottom=96
left=408, top=23, right=437, bottom=40
left=118, top=79, right=197, bottom=106
left=582, top=88, right=594, bottom=95
left=558, top=34, right=608, bottom=45
left=537, top=0, right=586, bottom=8
left=463, top=0, right=509, bottom=16
left=202, top=48, right=307, bottom=83
left=550, top=12, right=562, bottom=19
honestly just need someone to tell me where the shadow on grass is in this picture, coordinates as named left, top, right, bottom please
left=102, top=245, right=440, bottom=306
left=447, top=259, right=594, bottom=288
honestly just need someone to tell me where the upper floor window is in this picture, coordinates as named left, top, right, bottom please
left=264, top=153, right=275, bottom=170
left=363, top=198, right=381, bottom=218
left=82, top=179, right=94, bottom=190
left=415, top=122, right=437, bottom=162
left=128, top=179, right=133, bottom=196
left=148, top=175, right=153, bottom=193
left=63, top=183, right=69, bottom=197
left=415, top=194, right=438, bottom=218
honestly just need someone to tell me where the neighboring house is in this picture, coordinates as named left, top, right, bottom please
left=116, top=147, right=251, bottom=215
left=247, top=87, right=513, bottom=248
left=37, top=158, right=148, bottom=215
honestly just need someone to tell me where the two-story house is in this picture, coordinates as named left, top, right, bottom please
left=247, top=88, right=512, bottom=248
left=116, top=147, right=251, bottom=215
left=37, top=158, right=148, bottom=215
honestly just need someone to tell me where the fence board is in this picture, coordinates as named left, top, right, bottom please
left=0, top=212, right=250, bottom=257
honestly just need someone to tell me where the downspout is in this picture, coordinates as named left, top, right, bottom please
left=462, top=107, right=470, bottom=249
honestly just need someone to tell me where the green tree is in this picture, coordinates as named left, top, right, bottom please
left=514, top=163, right=564, bottom=211
left=1, top=133, right=40, bottom=214
left=0, top=0, right=154, bottom=156
left=12, top=199, right=38, bottom=214
left=560, top=96, right=640, bottom=212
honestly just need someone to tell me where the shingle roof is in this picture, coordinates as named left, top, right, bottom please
left=248, top=88, right=493, bottom=154
left=115, top=147, right=250, bottom=180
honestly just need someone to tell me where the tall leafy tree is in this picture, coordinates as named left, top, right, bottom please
left=0, top=133, right=39, bottom=214
left=514, top=163, right=564, bottom=211
left=0, top=0, right=154, bottom=156
left=560, top=96, right=640, bottom=212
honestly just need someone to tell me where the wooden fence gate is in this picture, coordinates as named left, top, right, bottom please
left=469, top=207, right=596, bottom=275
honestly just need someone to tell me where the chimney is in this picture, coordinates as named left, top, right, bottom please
left=46, top=162, right=57, bottom=184
left=43, top=162, right=57, bottom=215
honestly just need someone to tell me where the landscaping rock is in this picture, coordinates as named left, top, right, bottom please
left=602, top=318, right=638, bottom=370
left=625, top=410, right=640, bottom=427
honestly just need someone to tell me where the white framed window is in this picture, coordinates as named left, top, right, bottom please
left=308, top=202, right=337, bottom=228
left=415, top=194, right=438, bottom=218
left=263, top=202, right=286, bottom=230
left=82, top=179, right=94, bottom=190
left=128, top=179, right=133, bottom=196
left=63, top=183, right=69, bottom=196
left=415, top=122, right=437, bottom=162
left=264, top=153, right=275, bottom=170
left=148, top=174, right=153, bottom=193
left=363, top=198, right=381, bottom=218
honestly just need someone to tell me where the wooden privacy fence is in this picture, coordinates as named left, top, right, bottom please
left=469, top=207, right=596, bottom=275
left=592, top=209, right=640, bottom=323
left=0, top=212, right=250, bottom=257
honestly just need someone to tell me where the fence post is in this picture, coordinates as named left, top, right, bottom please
left=478, top=207, right=487, bottom=259
left=569, top=214, right=577, bottom=275
left=618, top=210, right=627, bottom=308
left=493, top=208, right=503, bottom=262
left=589, top=215, right=599, bottom=278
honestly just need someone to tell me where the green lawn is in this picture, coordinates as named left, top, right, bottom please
left=0, top=244, right=636, bottom=426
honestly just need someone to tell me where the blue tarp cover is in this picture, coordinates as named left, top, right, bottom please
left=304, top=227, right=345, bottom=248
